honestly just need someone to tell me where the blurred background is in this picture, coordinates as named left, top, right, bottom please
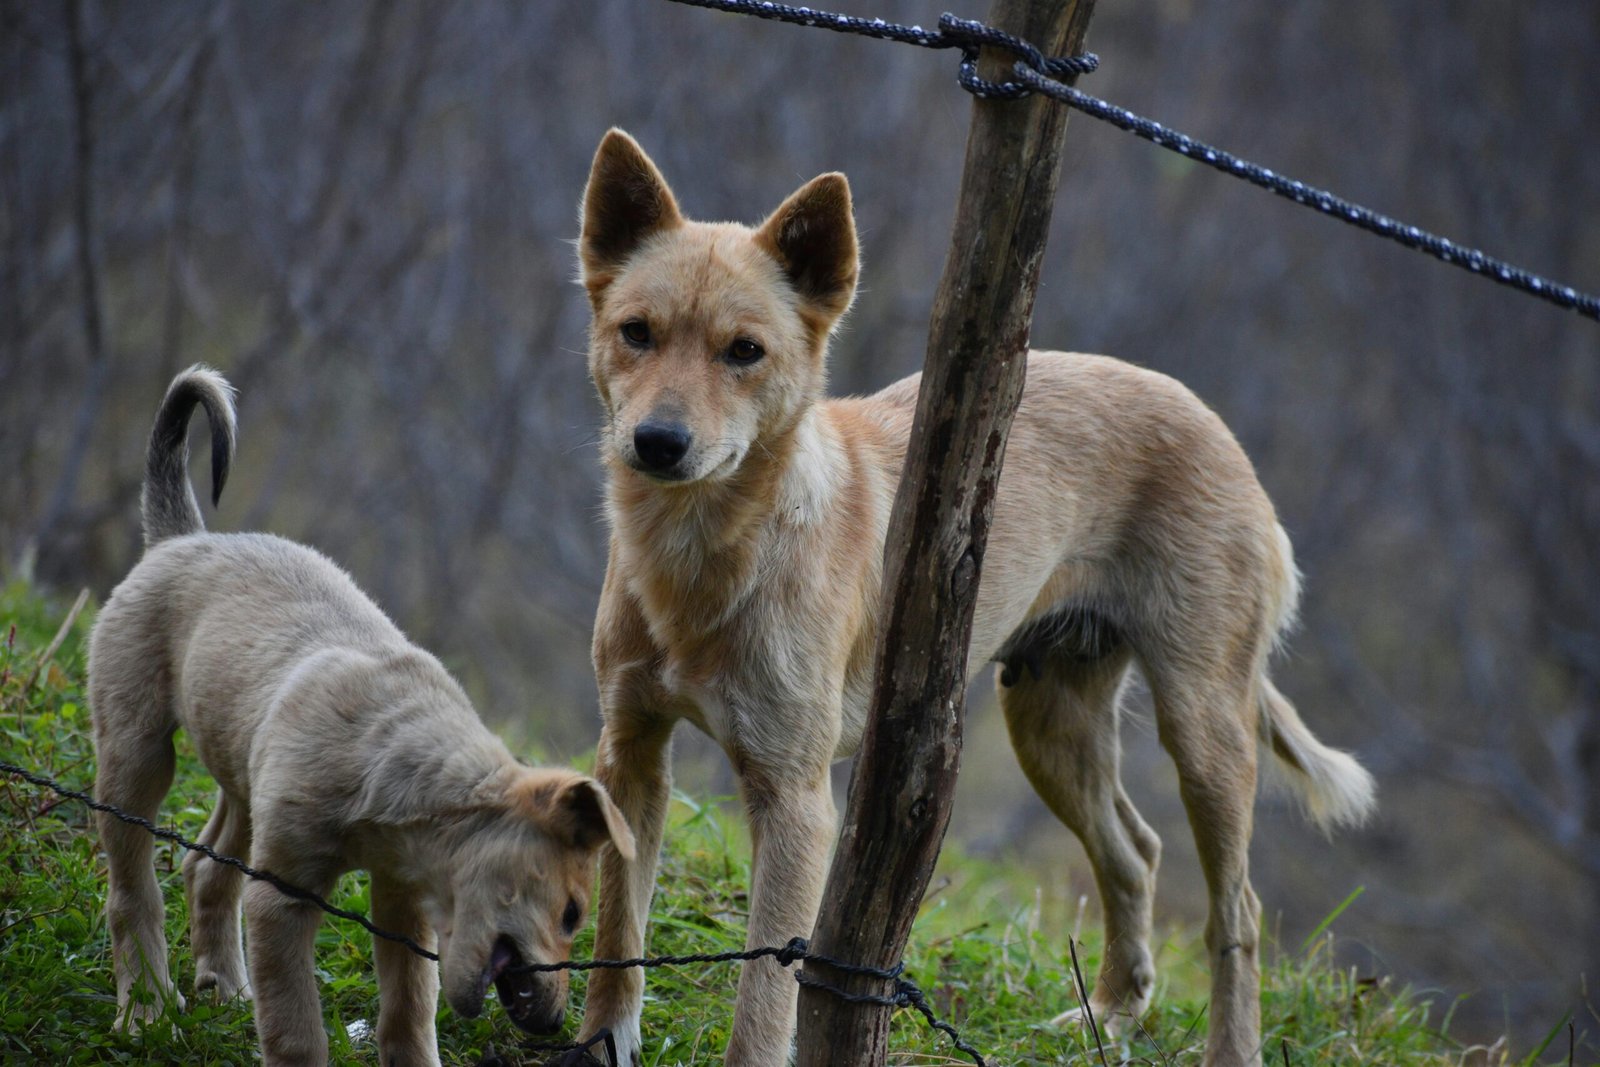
left=3, top=0, right=1597, bottom=1048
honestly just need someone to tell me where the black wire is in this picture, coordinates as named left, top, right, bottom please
left=1011, top=65, right=1600, bottom=322
left=514, top=1026, right=621, bottom=1066
left=504, top=936, right=812, bottom=974
left=662, top=0, right=1600, bottom=324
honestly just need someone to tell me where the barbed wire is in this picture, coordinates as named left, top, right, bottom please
left=663, top=0, right=1600, bottom=324
left=0, top=759, right=986, bottom=1066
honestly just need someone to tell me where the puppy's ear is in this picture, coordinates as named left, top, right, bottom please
left=579, top=129, right=682, bottom=300
left=755, top=172, right=859, bottom=330
left=543, top=776, right=637, bottom=861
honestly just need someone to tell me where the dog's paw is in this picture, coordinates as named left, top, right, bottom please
left=377, top=1034, right=441, bottom=1067
left=584, top=1017, right=641, bottom=1067
left=1050, top=962, right=1153, bottom=1041
left=1049, top=998, right=1138, bottom=1040
left=111, top=1007, right=150, bottom=1036
left=602, top=1035, right=642, bottom=1067
left=114, top=987, right=187, bottom=1034
left=195, top=967, right=251, bottom=1002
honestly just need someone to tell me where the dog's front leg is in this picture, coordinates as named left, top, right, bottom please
left=580, top=715, right=674, bottom=1066
left=245, top=877, right=329, bottom=1066
left=371, top=873, right=441, bottom=1067
left=725, top=769, right=835, bottom=1067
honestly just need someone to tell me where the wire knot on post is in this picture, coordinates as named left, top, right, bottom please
left=935, top=13, right=1099, bottom=99
left=775, top=936, right=811, bottom=966
left=793, top=956, right=988, bottom=1067
left=794, top=952, right=905, bottom=998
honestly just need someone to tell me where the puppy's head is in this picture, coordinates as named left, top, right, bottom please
left=578, top=128, right=858, bottom=485
left=431, top=767, right=634, bottom=1035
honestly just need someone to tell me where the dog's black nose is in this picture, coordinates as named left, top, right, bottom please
left=633, top=421, right=691, bottom=472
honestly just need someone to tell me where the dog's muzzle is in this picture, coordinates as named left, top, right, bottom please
left=632, top=420, right=692, bottom=475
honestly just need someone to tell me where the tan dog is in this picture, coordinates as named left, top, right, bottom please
left=90, top=367, right=635, bottom=1066
left=572, top=129, right=1375, bottom=1067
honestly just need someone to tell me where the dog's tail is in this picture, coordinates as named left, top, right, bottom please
left=1259, top=676, right=1376, bottom=833
left=142, top=365, right=237, bottom=547
left=1257, top=523, right=1376, bottom=833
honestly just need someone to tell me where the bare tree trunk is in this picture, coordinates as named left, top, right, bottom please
left=795, top=2, right=1097, bottom=1064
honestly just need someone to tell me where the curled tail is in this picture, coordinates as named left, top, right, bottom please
left=1258, top=522, right=1376, bottom=832
left=142, top=365, right=237, bottom=546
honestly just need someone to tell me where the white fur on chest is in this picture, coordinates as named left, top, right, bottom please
left=655, top=593, right=852, bottom=768
left=630, top=412, right=860, bottom=763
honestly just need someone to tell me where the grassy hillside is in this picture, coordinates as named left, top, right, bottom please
left=0, top=582, right=1528, bottom=1064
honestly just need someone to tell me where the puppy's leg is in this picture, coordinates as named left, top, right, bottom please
left=245, top=859, right=330, bottom=1066
left=184, top=790, right=253, bottom=1001
left=724, top=768, right=834, bottom=1067
left=1149, top=662, right=1263, bottom=1067
left=580, top=716, right=674, bottom=1066
left=999, top=649, right=1161, bottom=1033
left=95, top=728, right=185, bottom=1031
left=371, top=873, right=440, bottom=1067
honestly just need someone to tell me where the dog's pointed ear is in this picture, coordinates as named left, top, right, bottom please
left=755, top=172, right=859, bottom=328
left=552, top=776, right=637, bottom=861
left=579, top=129, right=682, bottom=300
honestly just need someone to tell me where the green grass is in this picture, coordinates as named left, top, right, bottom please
left=0, top=581, right=1540, bottom=1064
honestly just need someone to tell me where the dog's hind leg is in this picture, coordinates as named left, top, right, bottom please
left=184, top=790, right=252, bottom=1002
left=371, top=872, right=440, bottom=1067
left=94, top=725, right=185, bottom=1031
left=1147, top=656, right=1264, bottom=1067
left=999, top=645, right=1161, bottom=1035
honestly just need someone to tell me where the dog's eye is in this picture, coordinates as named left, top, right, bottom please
left=727, top=338, right=764, bottom=365
left=561, top=898, right=581, bottom=934
left=620, top=319, right=651, bottom=347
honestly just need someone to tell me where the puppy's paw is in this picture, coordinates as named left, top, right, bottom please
left=583, top=1017, right=641, bottom=1067
left=114, top=986, right=187, bottom=1034
left=377, top=1035, right=441, bottom=1067
left=195, top=966, right=251, bottom=1002
left=112, top=1005, right=151, bottom=1036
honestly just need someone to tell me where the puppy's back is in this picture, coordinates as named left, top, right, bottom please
left=94, top=529, right=461, bottom=808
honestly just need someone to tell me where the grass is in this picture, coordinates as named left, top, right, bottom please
left=0, top=580, right=1547, bottom=1064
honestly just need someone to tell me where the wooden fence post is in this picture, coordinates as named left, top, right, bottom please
left=793, top=1, right=1098, bottom=1063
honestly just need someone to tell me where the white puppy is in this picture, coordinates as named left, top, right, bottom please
left=91, top=366, right=634, bottom=1066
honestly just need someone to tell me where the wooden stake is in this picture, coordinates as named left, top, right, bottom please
left=794, top=1, right=1097, bottom=1063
